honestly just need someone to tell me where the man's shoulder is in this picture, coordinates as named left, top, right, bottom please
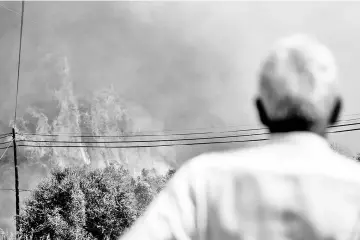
left=324, top=151, right=360, bottom=181
left=184, top=144, right=273, bottom=173
left=184, top=143, right=360, bottom=183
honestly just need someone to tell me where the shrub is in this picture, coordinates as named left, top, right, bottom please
left=18, top=166, right=175, bottom=240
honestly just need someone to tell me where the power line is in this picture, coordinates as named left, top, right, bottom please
left=0, top=3, right=22, bottom=16
left=0, top=140, right=13, bottom=146
left=18, top=122, right=360, bottom=144
left=328, top=127, right=360, bottom=134
left=337, top=117, right=360, bottom=123
left=17, top=120, right=360, bottom=141
left=0, top=134, right=11, bottom=140
left=12, top=117, right=360, bottom=140
left=13, top=0, right=25, bottom=128
left=16, top=114, right=360, bottom=138
left=16, top=125, right=360, bottom=148
left=19, top=123, right=360, bottom=144
left=18, top=127, right=268, bottom=138
left=18, top=137, right=269, bottom=148
left=0, top=132, right=11, bottom=137
left=0, top=136, right=11, bottom=141
left=0, top=2, right=38, bottom=24
left=18, top=131, right=269, bottom=144
left=0, top=188, right=31, bottom=192
left=0, top=142, right=13, bottom=160
left=17, top=119, right=360, bottom=139
left=0, top=145, right=14, bottom=150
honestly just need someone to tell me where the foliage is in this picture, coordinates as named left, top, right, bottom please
left=330, top=142, right=355, bottom=160
left=17, top=165, right=176, bottom=240
left=355, top=153, right=360, bottom=162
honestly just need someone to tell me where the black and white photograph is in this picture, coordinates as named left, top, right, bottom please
left=1, top=1, right=360, bottom=239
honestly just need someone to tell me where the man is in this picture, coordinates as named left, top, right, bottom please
left=120, top=34, right=360, bottom=240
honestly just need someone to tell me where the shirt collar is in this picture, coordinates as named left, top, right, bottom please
left=269, top=131, right=331, bottom=149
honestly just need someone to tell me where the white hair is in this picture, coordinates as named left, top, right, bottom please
left=258, top=33, right=339, bottom=122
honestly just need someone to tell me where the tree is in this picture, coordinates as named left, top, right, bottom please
left=18, top=165, right=137, bottom=240
left=355, top=153, right=360, bottom=162
left=330, top=142, right=355, bottom=160
left=18, top=165, right=176, bottom=240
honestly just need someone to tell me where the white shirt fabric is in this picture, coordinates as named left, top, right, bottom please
left=120, top=132, right=360, bottom=240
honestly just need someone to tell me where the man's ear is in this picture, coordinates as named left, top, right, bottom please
left=329, top=97, right=342, bottom=125
left=256, top=98, right=269, bottom=127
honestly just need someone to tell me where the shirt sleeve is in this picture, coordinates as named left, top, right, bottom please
left=119, top=161, right=198, bottom=240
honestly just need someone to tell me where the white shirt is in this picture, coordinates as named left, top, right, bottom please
left=120, top=132, right=360, bottom=240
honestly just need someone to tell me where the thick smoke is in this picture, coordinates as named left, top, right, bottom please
left=1, top=2, right=259, bottom=132
left=0, top=2, right=258, bottom=232
left=0, top=2, right=263, bottom=169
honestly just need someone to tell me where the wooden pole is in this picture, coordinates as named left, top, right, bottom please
left=12, top=128, right=20, bottom=235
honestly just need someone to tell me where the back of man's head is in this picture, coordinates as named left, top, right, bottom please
left=256, top=34, right=341, bottom=134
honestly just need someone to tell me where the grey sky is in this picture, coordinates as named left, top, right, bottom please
left=1, top=1, right=360, bottom=161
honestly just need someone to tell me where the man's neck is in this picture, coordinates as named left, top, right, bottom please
left=269, top=129, right=327, bottom=138
left=269, top=131, right=330, bottom=148
left=266, top=119, right=328, bottom=138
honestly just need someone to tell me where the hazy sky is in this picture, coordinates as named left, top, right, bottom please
left=1, top=1, right=360, bottom=158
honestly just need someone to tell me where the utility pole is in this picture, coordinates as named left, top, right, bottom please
left=12, top=128, right=20, bottom=235
left=12, top=0, right=24, bottom=236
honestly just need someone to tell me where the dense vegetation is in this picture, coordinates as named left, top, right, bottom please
left=12, top=165, right=175, bottom=240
